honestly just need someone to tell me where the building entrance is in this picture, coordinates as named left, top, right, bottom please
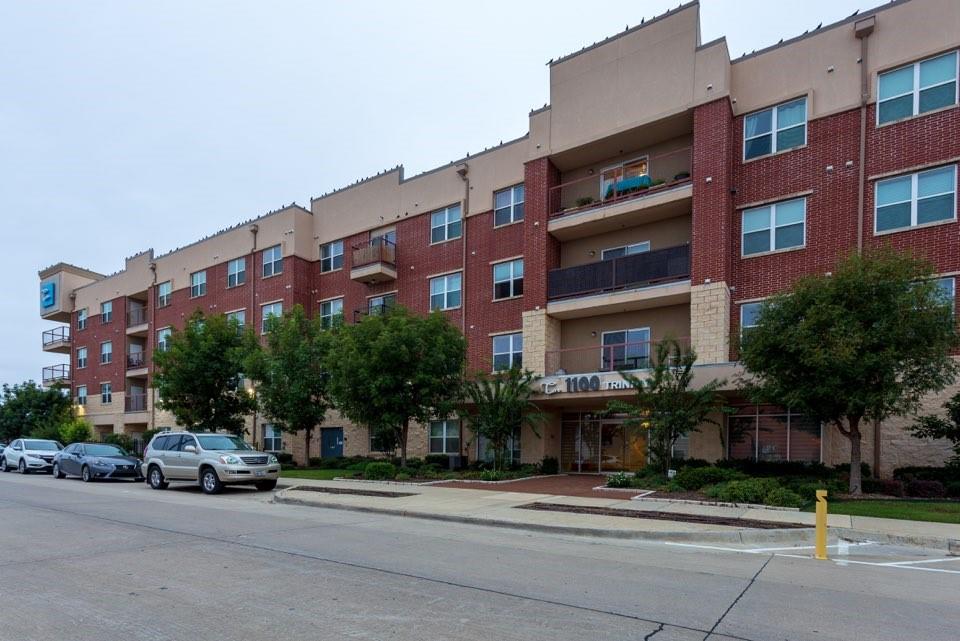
left=560, top=412, right=646, bottom=473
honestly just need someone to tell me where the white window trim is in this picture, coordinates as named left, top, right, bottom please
left=492, top=258, right=523, bottom=300
left=493, top=184, right=525, bottom=227
left=319, top=298, right=344, bottom=328
left=492, top=332, right=523, bottom=371
left=601, top=241, right=651, bottom=261
left=76, top=347, right=88, bottom=369
left=100, top=301, right=113, bottom=322
left=877, top=51, right=959, bottom=126
left=429, top=419, right=460, bottom=455
left=319, top=240, right=344, bottom=273
left=429, top=272, right=462, bottom=311
left=741, top=198, right=807, bottom=257
left=227, top=257, right=246, bottom=288
left=156, top=327, right=172, bottom=352
left=260, top=301, right=283, bottom=334
left=100, top=341, right=112, bottom=364
left=262, top=245, right=284, bottom=278
left=874, top=165, right=957, bottom=234
left=599, top=327, right=651, bottom=370
left=430, top=204, right=463, bottom=244
left=157, top=281, right=172, bottom=308
left=76, top=385, right=87, bottom=405
left=100, top=382, right=112, bottom=404
left=190, top=271, right=207, bottom=298
left=77, top=309, right=88, bottom=330
left=740, top=302, right=763, bottom=338
left=743, top=97, right=808, bottom=161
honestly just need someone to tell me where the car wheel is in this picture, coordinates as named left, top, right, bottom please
left=0, top=457, right=6, bottom=472
left=255, top=479, right=278, bottom=492
left=148, top=466, right=168, bottom=490
left=200, top=468, right=223, bottom=495
left=81, top=465, right=94, bottom=482
left=18, top=459, right=28, bottom=474
left=53, top=463, right=65, bottom=479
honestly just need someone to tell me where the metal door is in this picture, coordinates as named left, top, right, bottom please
left=320, top=428, right=343, bottom=458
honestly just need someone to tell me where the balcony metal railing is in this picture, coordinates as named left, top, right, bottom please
left=353, top=302, right=396, bottom=321
left=352, top=238, right=396, bottom=269
left=549, top=146, right=692, bottom=218
left=125, top=393, right=147, bottom=413
left=42, top=364, right=70, bottom=384
left=127, top=307, right=147, bottom=326
left=548, top=244, right=690, bottom=300
left=126, top=351, right=146, bottom=369
left=42, top=326, right=71, bottom=347
left=545, top=337, right=691, bottom=376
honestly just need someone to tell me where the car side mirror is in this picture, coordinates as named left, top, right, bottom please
left=183, top=445, right=197, bottom=454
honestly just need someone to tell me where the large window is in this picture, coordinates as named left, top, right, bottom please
left=262, top=424, right=282, bottom=452
left=936, top=277, right=956, bottom=313
left=477, top=428, right=520, bottom=465
left=875, top=165, right=956, bottom=233
left=728, top=407, right=821, bottom=462
left=494, top=184, right=525, bottom=226
left=226, top=310, right=245, bottom=332
left=320, top=240, right=343, bottom=272
left=156, top=327, right=172, bottom=352
left=430, top=273, right=462, bottom=311
left=742, top=198, right=806, bottom=256
left=878, top=51, right=958, bottom=125
left=319, top=298, right=343, bottom=329
left=492, top=333, right=523, bottom=371
left=429, top=419, right=460, bottom=455
left=100, top=341, right=112, bottom=365
left=100, top=382, right=112, bottom=404
left=493, top=259, right=523, bottom=300
left=368, top=293, right=397, bottom=316
left=430, top=204, right=462, bottom=243
left=369, top=427, right=394, bottom=453
left=743, top=97, right=807, bottom=160
left=227, top=257, right=246, bottom=288
left=76, top=385, right=87, bottom=406
left=100, top=301, right=113, bottom=323
left=740, top=302, right=762, bottom=339
left=157, top=281, right=172, bottom=308
left=261, top=302, right=282, bottom=333
left=77, top=308, right=87, bottom=331
left=190, top=271, right=206, bottom=298
left=262, top=245, right=283, bottom=277
left=76, top=347, right=88, bottom=369
left=601, top=328, right=650, bottom=370
left=601, top=241, right=650, bottom=260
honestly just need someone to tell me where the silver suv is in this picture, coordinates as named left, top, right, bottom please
left=142, top=431, right=280, bottom=494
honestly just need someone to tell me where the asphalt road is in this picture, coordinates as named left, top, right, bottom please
left=0, top=472, right=957, bottom=641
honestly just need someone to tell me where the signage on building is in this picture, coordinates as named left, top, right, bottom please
left=539, top=372, right=634, bottom=395
left=40, top=281, right=56, bottom=309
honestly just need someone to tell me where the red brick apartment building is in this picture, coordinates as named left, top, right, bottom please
left=38, top=0, right=960, bottom=476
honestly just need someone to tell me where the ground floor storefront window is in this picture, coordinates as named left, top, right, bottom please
left=560, top=412, right=646, bottom=473
left=476, top=428, right=520, bottom=465
left=727, top=406, right=821, bottom=462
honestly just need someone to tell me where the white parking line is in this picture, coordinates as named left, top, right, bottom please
left=875, top=557, right=960, bottom=567
left=663, top=541, right=874, bottom=554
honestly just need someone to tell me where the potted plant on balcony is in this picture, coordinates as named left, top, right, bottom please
left=673, top=171, right=690, bottom=181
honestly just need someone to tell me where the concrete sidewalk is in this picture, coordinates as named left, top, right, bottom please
left=273, top=478, right=960, bottom=550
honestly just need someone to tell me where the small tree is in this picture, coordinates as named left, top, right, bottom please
left=58, top=416, right=93, bottom=444
left=609, top=339, right=727, bottom=476
left=0, top=381, right=73, bottom=441
left=461, top=367, right=543, bottom=471
left=739, top=249, right=958, bottom=494
left=909, top=392, right=960, bottom=466
left=326, top=306, right=465, bottom=466
left=246, top=305, right=332, bottom=462
left=152, top=311, right=257, bottom=435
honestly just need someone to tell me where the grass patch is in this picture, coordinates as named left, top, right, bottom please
left=806, top=499, right=960, bottom=524
left=280, top=468, right=361, bottom=480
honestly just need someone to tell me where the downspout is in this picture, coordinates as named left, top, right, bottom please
left=456, top=162, right=469, bottom=464
left=148, top=262, right=157, bottom=431
left=249, top=224, right=259, bottom=447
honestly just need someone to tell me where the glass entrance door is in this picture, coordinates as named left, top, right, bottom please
left=600, top=421, right=646, bottom=472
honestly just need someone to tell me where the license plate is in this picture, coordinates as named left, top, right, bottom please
left=255, top=470, right=266, bottom=477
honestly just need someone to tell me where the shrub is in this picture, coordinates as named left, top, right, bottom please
left=102, top=433, right=135, bottom=453
left=539, top=456, right=559, bottom=475
left=606, top=472, right=632, bottom=488
left=719, top=459, right=834, bottom=479
left=58, top=419, right=92, bottom=445
left=833, top=462, right=873, bottom=480
left=275, top=452, right=294, bottom=465
left=479, top=469, right=506, bottom=482
left=763, top=486, right=806, bottom=508
left=893, top=466, right=960, bottom=483
left=404, top=457, right=424, bottom=470
left=395, top=472, right=411, bottom=481
left=862, top=478, right=904, bottom=497
left=575, top=196, right=595, bottom=207
left=945, top=481, right=960, bottom=498
left=424, top=454, right=450, bottom=468
left=363, top=462, right=396, bottom=480
left=676, top=458, right=711, bottom=470
left=905, top=479, right=946, bottom=498
left=674, top=466, right=745, bottom=490
left=705, top=478, right=780, bottom=504
left=308, top=457, right=323, bottom=468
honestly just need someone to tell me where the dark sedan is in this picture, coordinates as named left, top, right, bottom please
left=53, top=443, right=144, bottom=482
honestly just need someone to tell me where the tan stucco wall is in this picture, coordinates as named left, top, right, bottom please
left=689, top=411, right=726, bottom=462
left=559, top=215, right=691, bottom=268
left=690, top=282, right=731, bottom=364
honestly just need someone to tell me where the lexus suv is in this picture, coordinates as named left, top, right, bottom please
left=1, top=439, right=63, bottom=474
left=141, top=431, right=280, bottom=494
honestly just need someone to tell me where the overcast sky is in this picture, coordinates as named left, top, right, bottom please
left=0, top=0, right=876, bottom=386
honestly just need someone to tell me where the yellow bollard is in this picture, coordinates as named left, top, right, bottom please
left=815, top=489, right=828, bottom=560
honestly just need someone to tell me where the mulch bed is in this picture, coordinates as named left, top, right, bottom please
left=442, top=474, right=647, bottom=499
left=518, top=502, right=810, bottom=530
left=289, top=486, right=416, bottom=498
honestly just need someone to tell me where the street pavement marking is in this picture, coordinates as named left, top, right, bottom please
left=663, top=541, right=874, bottom=554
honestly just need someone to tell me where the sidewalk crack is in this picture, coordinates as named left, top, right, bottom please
left=703, top=554, right=773, bottom=640
left=644, top=622, right=665, bottom=640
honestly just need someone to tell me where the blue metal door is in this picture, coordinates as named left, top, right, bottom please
left=320, top=427, right=343, bottom=458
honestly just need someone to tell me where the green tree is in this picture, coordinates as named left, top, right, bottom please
left=246, top=305, right=332, bottom=462
left=608, top=339, right=727, bottom=476
left=152, top=310, right=257, bottom=436
left=0, top=381, right=73, bottom=441
left=58, top=417, right=93, bottom=444
left=739, top=249, right=958, bottom=494
left=460, top=367, right=544, bottom=471
left=909, top=392, right=960, bottom=466
left=326, top=306, right=465, bottom=466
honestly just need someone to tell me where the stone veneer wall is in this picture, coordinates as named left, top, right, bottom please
left=690, top=282, right=730, bottom=364
left=522, top=308, right=561, bottom=376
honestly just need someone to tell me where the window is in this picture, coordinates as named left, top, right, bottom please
left=156, top=327, right=172, bottom=352
left=77, top=309, right=87, bottom=331
left=100, top=301, right=113, bottom=323
left=226, top=310, right=246, bottom=332
left=262, top=424, right=282, bottom=452
left=878, top=51, right=958, bottom=125
left=494, top=184, right=525, bottom=226
left=743, top=97, right=807, bottom=160
left=477, top=429, right=520, bottom=464
left=875, top=165, right=956, bottom=233
left=740, top=302, right=762, bottom=339
left=492, top=333, right=523, bottom=371
left=601, top=241, right=650, bottom=260
left=936, top=277, right=956, bottom=313
left=320, top=240, right=343, bottom=273
left=742, top=198, right=806, bottom=255
left=429, top=419, right=460, bottom=455
left=728, top=408, right=821, bottom=462
left=600, top=157, right=648, bottom=199
left=368, top=293, right=397, bottom=316
left=262, top=245, right=283, bottom=277
left=601, top=328, right=651, bottom=370
left=100, top=341, right=112, bottom=365
left=190, top=271, right=206, bottom=298
left=227, top=257, right=246, bottom=288
left=261, top=302, right=282, bottom=333
left=76, top=347, right=88, bottom=369
left=493, top=259, right=523, bottom=300
left=430, top=204, right=462, bottom=243
left=369, top=427, right=394, bottom=453
left=671, top=433, right=690, bottom=460
left=157, top=281, right=172, bottom=308
left=319, top=298, right=343, bottom=329
left=76, top=385, right=87, bottom=406
left=100, top=382, right=112, bottom=404
left=430, top=273, right=462, bottom=311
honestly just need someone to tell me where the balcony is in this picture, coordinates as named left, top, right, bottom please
left=545, top=337, right=691, bottom=377
left=352, top=302, right=395, bottom=322
left=42, top=364, right=70, bottom=386
left=125, top=393, right=147, bottom=413
left=126, top=306, right=148, bottom=336
left=41, top=326, right=71, bottom=353
left=350, top=239, right=397, bottom=284
left=126, top=350, right=148, bottom=376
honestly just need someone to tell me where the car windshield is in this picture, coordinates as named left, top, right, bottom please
left=85, top=444, right=127, bottom=457
left=24, top=440, right=61, bottom=451
left=196, top=435, right=252, bottom=451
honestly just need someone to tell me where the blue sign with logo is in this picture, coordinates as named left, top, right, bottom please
left=40, top=282, right=56, bottom=309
